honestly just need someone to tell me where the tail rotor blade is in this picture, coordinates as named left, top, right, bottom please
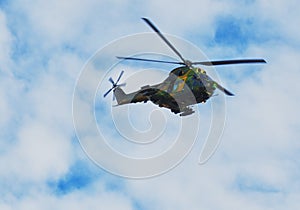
left=109, top=77, right=115, bottom=85
left=118, top=83, right=126, bottom=87
left=116, top=70, right=124, bottom=84
left=103, top=87, right=113, bottom=98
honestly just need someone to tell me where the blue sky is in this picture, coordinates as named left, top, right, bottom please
left=1, top=0, right=300, bottom=209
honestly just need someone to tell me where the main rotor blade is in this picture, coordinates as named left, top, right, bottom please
left=103, top=87, right=113, bottom=98
left=192, top=59, right=267, bottom=66
left=117, top=56, right=184, bottom=65
left=116, top=70, right=124, bottom=84
left=142, top=18, right=187, bottom=64
left=214, top=82, right=234, bottom=96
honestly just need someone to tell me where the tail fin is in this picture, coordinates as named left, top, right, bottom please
left=113, top=87, right=127, bottom=104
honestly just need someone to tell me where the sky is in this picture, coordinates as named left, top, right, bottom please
left=1, top=0, right=300, bottom=209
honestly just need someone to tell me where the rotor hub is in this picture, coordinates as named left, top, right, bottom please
left=184, top=60, right=193, bottom=68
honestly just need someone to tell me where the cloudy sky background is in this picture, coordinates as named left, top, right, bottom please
left=1, top=0, right=300, bottom=209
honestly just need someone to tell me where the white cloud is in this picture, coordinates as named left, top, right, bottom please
left=12, top=121, right=71, bottom=181
left=2, top=184, right=135, bottom=210
left=0, top=10, right=13, bottom=73
left=143, top=0, right=232, bottom=35
left=10, top=0, right=144, bottom=55
left=0, top=80, right=13, bottom=130
left=256, top=0, right=300, bottom=42
left=1, top=0, right=300, bottom=210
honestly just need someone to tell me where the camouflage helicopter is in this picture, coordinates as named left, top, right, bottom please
left=103, top=18, right=266, bottom=116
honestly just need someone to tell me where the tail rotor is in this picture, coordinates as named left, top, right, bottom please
left=103, top=71, right=126, bottom=98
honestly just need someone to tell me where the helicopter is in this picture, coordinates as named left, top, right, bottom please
left=103, top=18, right=266, bottom=116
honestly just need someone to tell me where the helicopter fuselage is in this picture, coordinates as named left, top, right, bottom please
left=113, top=66, right=217, bottom=115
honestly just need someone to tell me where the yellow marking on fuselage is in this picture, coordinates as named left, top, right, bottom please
left=175, top=69, right=193, bottom=92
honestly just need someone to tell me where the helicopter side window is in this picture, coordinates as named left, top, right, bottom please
left=172, top=78, right=184, bottom=92
left=173, top=83, right=178, bottom=91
